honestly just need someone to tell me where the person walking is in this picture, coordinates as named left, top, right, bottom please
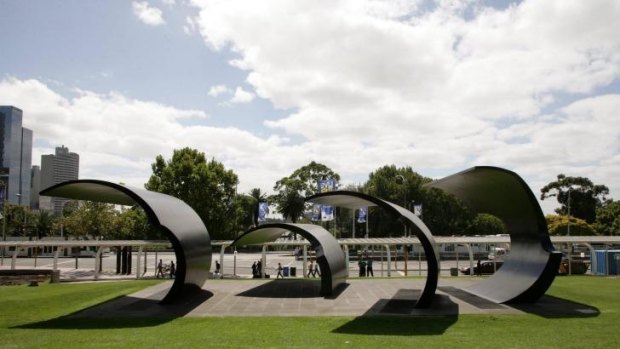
left=251, top=262, right=258, bottom=278
left=156, top=259, right=164, bottom=278
left=366, top=258, right=374, bottom=277
left=307, top=260, right=315, bottom=277
left=215, top=260, right=220, bottom=275
left=314, top=262, right=321, bottom=277
left=169, top=261, right=176, bottom=279
left=277, top=263, right=284, bottom=278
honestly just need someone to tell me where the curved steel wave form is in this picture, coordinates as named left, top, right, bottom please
left=305, top=191, right=440, bottom=308
left=425, top=166, right=561, bottom=303
left=232, top=223, right=347, bottom=296
left=40, top=180, right=212, bottom=304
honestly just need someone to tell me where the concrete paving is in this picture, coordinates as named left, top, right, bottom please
left=70, top=277, right=599, bottom=319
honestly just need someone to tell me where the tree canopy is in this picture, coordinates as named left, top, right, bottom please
left=145, top=147, right=240, bottom=240
left=540, top=174, right=609, bottom=223
left=594, top=200, right=620, bottom=236
left=271, top=161, right=340, bottom=223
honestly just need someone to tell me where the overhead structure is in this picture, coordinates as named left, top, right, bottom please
left=426, top=166, right=561, bottom=303
left=40, top=180, right=211, bottom=304
left=305, top=191, right=439, bottom=308
left=232, top=223, right=347, bottom=296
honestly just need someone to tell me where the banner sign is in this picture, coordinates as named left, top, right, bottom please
left=311, top=204, right=322, bottom=221
left=321, top=205, right=334, bottom=221
left=414, top=204, right=423, bottom=217
left=357, top=207, right=367, bottom=223
left=258, top=201, right=269, bottom=222
left=318, top=178, right=337, bottom=193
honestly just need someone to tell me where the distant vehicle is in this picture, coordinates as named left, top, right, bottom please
left=488, top=247, right=508, bottom=260
left=460, top=261, right=504, bottom=275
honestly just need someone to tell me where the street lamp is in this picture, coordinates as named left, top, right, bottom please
left=395, top=175, right=408, bottom=236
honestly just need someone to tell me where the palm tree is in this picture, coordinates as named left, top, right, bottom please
left=249, top=188, right=266, bottom=226
left=280, top=190, right=305, bottom=224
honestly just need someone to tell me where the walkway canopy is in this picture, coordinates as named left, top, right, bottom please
left=40, top=180, right=212, bottom=304
left=426, top=166, right=562, bottom=303
left=305, top=191, right=439, bottom=308
left=232, top=223, right=347, bottom=296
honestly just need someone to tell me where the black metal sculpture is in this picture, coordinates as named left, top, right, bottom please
left=232, top=223, right=347, bottom=296
left=305, top=191, right=440, bottom=308
left=40, top=180, right=212, bottom=304
left=425, top=166, right=561, bottom=303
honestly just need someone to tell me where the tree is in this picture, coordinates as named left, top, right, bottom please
left=271, top=161, right=340, bottom=223
left=273, top=161, right=340, bottom=198
left=31, top=211, right=57, bottom=239
left=540, top=174, right=609, bottom=223
left=467, top=213, right=507, bottom=236
left=115, top=206, right=164, bottom=240
left=62, top=201, right=119, bottom=239
left=545, top=214, right=597, bottom=236
left=594, top=200, right=620, bottom=236
left=421, top=187, right=472, bottom=236
left=145, top=147, right=240, bottom=240
left=4, top=203, right=37, bottom=237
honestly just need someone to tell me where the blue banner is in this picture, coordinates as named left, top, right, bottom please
left=321, top=205, right=334, bottom=221
left=258, top=201, right=269, bottom=222
left=311, top=204, right=322, bottom=221
left=357, top=207, right=367, bottom=223
left=318, top=178, right=336, bottom=193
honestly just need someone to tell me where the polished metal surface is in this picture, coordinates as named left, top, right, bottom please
left=426, top=166, right=561, bottom=303
left=305, top=191, right=440, bottom=308
left=40, top=180, right=212, bottom=303
left=232, top=223, right=347, bottom=296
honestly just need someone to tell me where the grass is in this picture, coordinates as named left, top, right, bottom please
left=1, top=277, right=619, bottom=348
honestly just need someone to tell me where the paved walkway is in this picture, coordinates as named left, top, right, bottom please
left=70, top=277, right=600, bottom=319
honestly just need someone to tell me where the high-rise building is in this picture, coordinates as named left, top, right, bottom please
left=40, top=145, right=79, bottom=214
left=0, top=106, right=33, bottom=207
left=30, top=165, right=41, bottom=210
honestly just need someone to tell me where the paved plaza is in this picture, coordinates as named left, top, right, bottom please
left=71, top=278, right=598, bottom=319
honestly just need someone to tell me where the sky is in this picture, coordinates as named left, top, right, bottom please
left=1, top=0, right=619, bottom=214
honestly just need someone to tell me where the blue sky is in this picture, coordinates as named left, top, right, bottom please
left=1, top=0, right=619, bottom=214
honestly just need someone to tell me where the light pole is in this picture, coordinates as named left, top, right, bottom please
left=395, top=175, right=407, bottom=236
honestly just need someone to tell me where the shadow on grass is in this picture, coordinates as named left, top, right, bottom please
left=15, top=289, right=213, bottom=330
left=333, top=293, right=459, bottom=336
left=510, top=294, right=600, bottom=318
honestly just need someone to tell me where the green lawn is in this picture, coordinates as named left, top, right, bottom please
left=1, top=277, right=619, bottom=348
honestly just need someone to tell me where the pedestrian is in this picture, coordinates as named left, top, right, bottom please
left=358, top=259, right=366, bottom=277
left=366, top=258, right=374, bottom=277
left=170, top=261, right=176, bottom=279
left=257, top=260, right=262, bottom=277
left=215, top=260, right=220, bottom=275
left=156, top=259, right=164, bottom=278
left=277, top=263, right=283, bottom=278
left=251, top=262, right=258, bottom=278
left=307, top=260, right=315, bottom=277
left=314, top=262, right=321, bottom=277
left=476, top=259, right=482, bottom=276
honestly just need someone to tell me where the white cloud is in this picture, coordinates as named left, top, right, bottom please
left=230, top=86, right=255, bottom=104
left=0, top=77, right=310, bottom=195
left=132, top=1, right=165, bottom=26
left=185, top=0, right=620, bottom=211
left=207, top=84, right=230, bottom=97
left=183, top=16, right=197, bottom=35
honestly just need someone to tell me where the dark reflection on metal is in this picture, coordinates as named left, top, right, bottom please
left=232, top=223, right=347, bottom=296
left=40, top=180, right=212, bottom=304
left=426, top=166, right=561, bottom=303
left=305, top=191, right=439, bottom=308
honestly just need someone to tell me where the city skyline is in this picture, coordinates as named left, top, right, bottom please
left=1, top=1, right=619, bottom=214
